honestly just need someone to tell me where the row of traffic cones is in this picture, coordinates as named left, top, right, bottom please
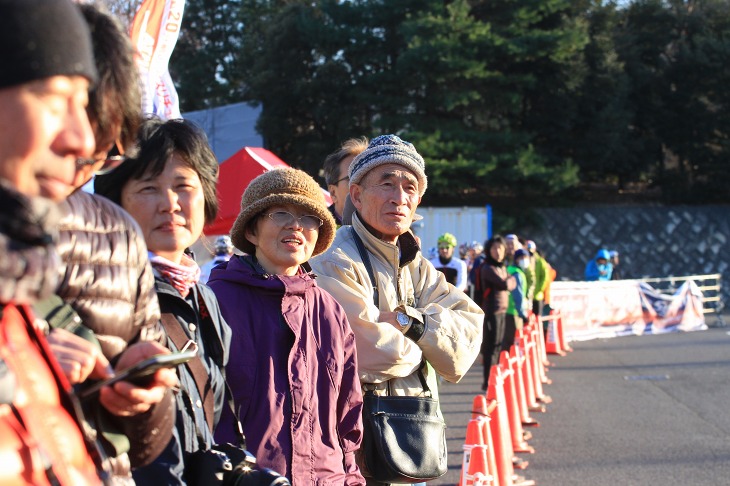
left=460, top=311, right=570, bottom=485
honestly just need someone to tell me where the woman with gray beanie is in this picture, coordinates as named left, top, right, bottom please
left=207, top=168, right=366, bottom=485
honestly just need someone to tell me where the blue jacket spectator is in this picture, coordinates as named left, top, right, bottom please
left=585, top=249, right=613, bottom=281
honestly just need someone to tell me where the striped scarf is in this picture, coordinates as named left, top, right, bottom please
left=149, top=252, right=201, bottom=298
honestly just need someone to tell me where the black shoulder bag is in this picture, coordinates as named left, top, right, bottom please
left=352, top=229, right=447, bottom=483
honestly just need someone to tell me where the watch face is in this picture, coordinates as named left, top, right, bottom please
left=397, top=312, right=409, bottom=327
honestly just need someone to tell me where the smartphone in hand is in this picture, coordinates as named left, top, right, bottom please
left=78, top=342, right=197, bottom=399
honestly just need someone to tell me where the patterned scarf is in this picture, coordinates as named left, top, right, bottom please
left=149, top=252, right=201, bottom=298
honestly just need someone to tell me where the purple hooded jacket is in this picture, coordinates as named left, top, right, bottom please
left=208, top=255, right=365, bottom=485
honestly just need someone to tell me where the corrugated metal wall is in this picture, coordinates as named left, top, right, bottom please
left=411, top=206, right=490, bottom=256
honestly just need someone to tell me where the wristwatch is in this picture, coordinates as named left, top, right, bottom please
left=395, top=311, right=410, bottom=330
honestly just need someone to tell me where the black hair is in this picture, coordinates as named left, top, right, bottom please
left=95, top=117, right=219, bottom=224
left=484, top=234, right=507, bottom=265
left=322, top=137, right=368, bottom=185
left=80, top=4, right=141, bottom=154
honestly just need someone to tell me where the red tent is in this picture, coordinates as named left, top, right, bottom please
left=204, top=147, right=332, bottom=235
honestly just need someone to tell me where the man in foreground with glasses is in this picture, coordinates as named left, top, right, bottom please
left=310, top=135, right=483, bottom=485
left=207, top=167, right=365, bottom=484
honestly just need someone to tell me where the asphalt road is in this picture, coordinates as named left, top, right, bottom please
left=433, top=326, right=730, bottom=485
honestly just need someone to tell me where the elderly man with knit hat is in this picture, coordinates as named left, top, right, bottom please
left=208, top=168, right=365, bottom=485
left=310, top=135, right=483, bottom=485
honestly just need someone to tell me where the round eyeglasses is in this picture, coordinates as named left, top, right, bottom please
left=75, top=139, right=126, bottom=175
left=266, top=211, right=323, bottom=230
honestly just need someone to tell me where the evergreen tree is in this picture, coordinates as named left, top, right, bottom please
left=170, top=0, right=245, bottom=111
left=167, top=0, right=730, bottom=204
left=571, top=1, right=645, bottom=190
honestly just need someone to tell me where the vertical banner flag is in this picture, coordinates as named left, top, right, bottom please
left=130, top=0, right=185, bottom=120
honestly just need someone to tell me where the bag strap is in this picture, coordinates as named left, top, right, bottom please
left=351, top=228, right=379, bottom=307
left=159, top=312, right=215, bottom=432
left=352, top=230, right=433, bottom=398
left=368, top=363, right=432, bottom=398
left=196, top=295, right=247, bottom=449
left=162, top=290, right=248, bottom=450
left=192, top=288, right=246, bottom=448
left=32, top=294, right=82, bottom=330
left=223, top=380, right=247, bottom=449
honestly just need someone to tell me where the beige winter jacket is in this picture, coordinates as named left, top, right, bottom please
left=310, top=213, right=484, bottom=396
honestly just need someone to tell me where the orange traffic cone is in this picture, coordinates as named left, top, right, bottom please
left=556, top=313, right=573, bottom=352
left=516, top=333, right=543, bottom=414
left=472, top=394, right=489, bottom=420
left=479, top=407, right=500, bottom=486
left=499, top=351, right=534, bottom=454
left=487, top=366, right=515, bottom=486
left=466, top=445, right=492, bottom=486
left=544, top=312, right=566, bottom=356
left=528, top=327, right=552, bottom=405
left=534, top=316, right=552, bottom=384
left=509, top=344, right=539, bottom=428
left=473, top=394, right=499, bottom=484
left=460, top=419, right=486, bottom=486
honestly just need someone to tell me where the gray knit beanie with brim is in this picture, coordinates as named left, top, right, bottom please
left=230, top=168, right=336, bottom=257
left=0, top=0, right=97, bottom=89
left=348, top=134, right=428, bottom=196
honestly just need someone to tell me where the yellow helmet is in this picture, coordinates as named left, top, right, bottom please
left=437, top=233, right=457, bottom=248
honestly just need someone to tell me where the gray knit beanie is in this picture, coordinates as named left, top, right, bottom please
left=348, top=134, right=427, bottom=196
left=230, top=168, right=336, bottom=257
left=0, top=0, right=97, bottom=89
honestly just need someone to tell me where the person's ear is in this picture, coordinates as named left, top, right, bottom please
left=244, top=223, right=259, bottom=249
left=350, top=184, right=364, bottom=211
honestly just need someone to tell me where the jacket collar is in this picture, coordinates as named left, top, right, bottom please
left=352, top=212, right=420, bottom=268
left=209, top=255, right=315, bottom=296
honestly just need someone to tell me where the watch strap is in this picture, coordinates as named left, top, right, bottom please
left=404, top=315, right=426, bottom=342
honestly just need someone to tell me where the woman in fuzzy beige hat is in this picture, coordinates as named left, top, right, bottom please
left=228, top=167, right=336, bottom=265
left=207, top=167, right=365, bottom=485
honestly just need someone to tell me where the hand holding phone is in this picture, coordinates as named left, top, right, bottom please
left=79, top=341, right=197, bottom=399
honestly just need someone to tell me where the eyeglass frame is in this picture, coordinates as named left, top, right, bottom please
left=330, top=175, right=349, bottom=186
left=75, top=139, right=127, bottom=175
left=264, top=211, right=324, bottom=231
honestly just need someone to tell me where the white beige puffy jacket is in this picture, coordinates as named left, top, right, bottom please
left=310, top=212, right=484, bottom=397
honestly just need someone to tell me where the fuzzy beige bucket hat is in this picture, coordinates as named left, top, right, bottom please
left=230, top=167, right=336, bottom=256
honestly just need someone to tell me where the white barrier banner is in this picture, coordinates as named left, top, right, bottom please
left=551, top=280, right=706, bottom=341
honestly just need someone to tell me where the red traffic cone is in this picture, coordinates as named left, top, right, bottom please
left=509, top=345, right=539, bottom=428
left=499, top=351, right=534, bottom=454
left=487, top=366, right=515, bottom=486
left=466, top=445, right=492, bottom=486
left=544, top=313, right=565, bottom=356
left=518, top=334, right=546, bottom=414
left=480, top=410, right=500, bottom=486
left=461, top=419, right=486, bottom=486
left=528, top=327, right=552, bottom=405
left=534, top=316, right=552, bottom=384
left=556, top=313, right=573, bottom=352
left=472, top=394, right=489, bottom=420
